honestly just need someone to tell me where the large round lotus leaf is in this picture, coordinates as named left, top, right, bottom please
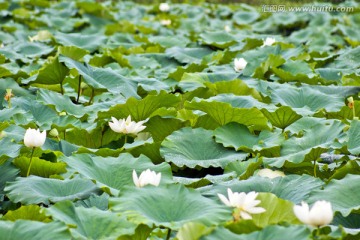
left=250, top=193, right=300, bottom=227
left=263, top=120, right=346, bottom=167
left=14, top=42, right=54, bottom=58
left=202, top=225, right=310, bottom=240
left=55, top=32, right=106, bottom=52
left=110, top=184, right=231, bottom=229
left=185, top=98, right=270, bottom=131
left=271, top=86, right=345, bottom=115
left=4, top=176, right=100, bottom=205
left=214, top=122, right=285, bottom=156
left=199, top=32, right=236, bottom=48
left=347, top=120, right=360, bottom=155
left=308, top=174, right=360, bottom=217
left=233, top=10, right=260, bottom=25
left=3, top=205, right=50, bottom=222
left=63, top=153, right=172, bottom=194
left=0, top=161, right=19, bottom=194
left=166, top=47, right=213, bottom=64
left=46, top=201, right=136, bottom=240
left=202, top=175, right=323, bottom=204
left=261, top=106, right=302, bottom=129
left=160, top=127, right=248, bottom=168
left=59, top=56, right=139, bottom=99
left=0, top=220, right=71, bottom=240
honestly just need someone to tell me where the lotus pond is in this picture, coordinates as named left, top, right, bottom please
left=1, top=0, right=360, bottom=239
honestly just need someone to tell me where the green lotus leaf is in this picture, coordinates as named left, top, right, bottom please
left=347, top=120, right=360, bottom=155
left=58, top=46, right=89, bottom=61
left=308, top=174, right=360, bottom=216
left=59, top=56, right=139, bottom=98
left=332, top=213, right=360, bottom=237
left=0, top=161, right=19, bottom=194
left=32, top=56, right=70, bottom=85
left=185, top=98, right=270, bottom=131
left=110, top=184, right=231, bottom=229
left=177, top=222, right=210, bottom=240
left=98, top=91, right=181, bottom=121
left=251, top=192, right=300, bottom=227
left=180, top=72, right=239, bottom=91
left=168, top=63, right=206, bottom=81
left=0, top=138, right=22, bottom=161
left=13, top=156, right=67, bottom=178
left=200, top=31, right=236, bottom=49
left=271, top=86, right=345, bottom=115
left=0, top=220, right=71, bottom=240
left=207, top=94, right=273, bottom=110
left=263, top=120, right=345, bottom=167
left=63, top=153, right=172, bottom=195
left=261, top=106, right=302, bottom=129
left=202, top=175, right=323, bottom=204
left=14, top=42, right=54, bottom=58
left=202, top=225, right=310, bottom=240
left=160, top=127, right=248, bottom=168
left=46, top=201, right=136, bottom=240
left=75, top=193, right=109, bottom=210
left=206, top=80, right=262, bottom=100
left=149, top=36, right=189, bottom=48
left=12, top=98, right=58, bottom=127
left=225, top=157, right=263, bottom=180
left=5, top=176, right=100, bottom=205
left=3, top=205, right=51, bottom=222
left=55, top=32, right=106, bottom=52
left=252, top=54, right=285, bottom=79
left=233, top=10, right=259, bottom=25
left=37, top=89, right=87, bottom=118
left=145, top=116, right=183, bottom=142
left=166, top=47, right=213, bottom=64
left=214, top=122, right=285, bottom=156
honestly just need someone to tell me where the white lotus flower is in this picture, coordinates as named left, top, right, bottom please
left=218, top=188, right=266, bottom=220
left=262, top=37, right=276, bottom=47
left=224, top=25, right=231, bottom=32
left=257, top=169, right=285, bottom=179
left=109, top=116, right=148, bottom=135
left=160, top=19, right=171, bottom=26
left=159, top=3, right=170, bottom=12
left=348, top=96, right=354, bottom=104
left=234, top=58, right=247, bottom=72
left=293, top=201, right=333, bottom=227
left=24, top=128, right=46, bottom=148
left=133, top=169, right=161, bottom=188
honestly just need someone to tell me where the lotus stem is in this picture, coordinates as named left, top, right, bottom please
left=26, top=148, right=35, bottom=177
left=315, top=226, right=321, bottom=238
left=119, top=135, right=128, bottom=151
left=60, top=82, right=64, bottom=95
left=166, top=228, right=171, bottom=240
left=313, top=159, right=317, bottom=178
left=353, top=104, right=356, bottom=119
left=88, top=88, right=95, bottom=105
left=76, top=75, right=82, bottom=104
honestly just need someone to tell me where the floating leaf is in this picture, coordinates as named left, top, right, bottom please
left=0, top=220, right=71, bottom=240
left=110, top=184, right=231, bottom=229
left=5, top=176, right=100, bottom=205
left=46, top=201, right=136, bottom=239
left=214, top=122, right=285, bottom=157
left=160, top=127, right=248, bottom=168
left=63, top=153, right=172, bottom=195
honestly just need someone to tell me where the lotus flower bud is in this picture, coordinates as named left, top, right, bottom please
left=159, top=3, right=170, bottom=12
left=24, top=128, right=46, bottom=148
left=293, top=200, right=333, bottom=227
